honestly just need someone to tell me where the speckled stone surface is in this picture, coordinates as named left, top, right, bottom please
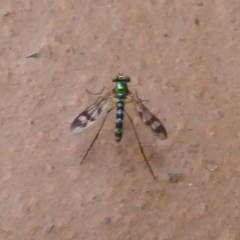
left=1, top=1, right=240, bottom=239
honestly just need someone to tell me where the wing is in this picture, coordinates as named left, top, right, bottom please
left=132, top=94, right=167, bottom=140
left=70, top=93, right=111, bottom=134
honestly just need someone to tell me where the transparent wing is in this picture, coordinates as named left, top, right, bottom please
left=70, top=92, right=111, bottom=134
left=131, top=94, right=167, bottom=140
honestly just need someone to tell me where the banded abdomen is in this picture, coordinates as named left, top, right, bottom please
left=115, top=101, right=125, bottom=142
left=113, top=78, right=129, bottom=142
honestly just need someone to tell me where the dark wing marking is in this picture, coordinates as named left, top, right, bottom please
left=132, top=94, right=167, bottom=140
left=70, top=93, right=111, bottom=134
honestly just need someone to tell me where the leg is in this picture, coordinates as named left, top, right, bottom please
left=133, top=89, right=139, bottom=97
left=125, top=110, right=156, bottom=180
left=130, top=89, right=149, bottom=102
left=85, top=86, right=110, bottom=95
left=80, top=107, right=114, bottom=164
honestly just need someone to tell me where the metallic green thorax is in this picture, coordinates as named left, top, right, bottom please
left=112, top=74, right=130, bottom=99
left=112, top=74, right=131, bottom=142
left=113, top=82, right=129, bottom=99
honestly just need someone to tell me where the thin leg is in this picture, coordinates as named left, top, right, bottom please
left=130, top=89, right=149, bottom=102
left=133, top=89, right=138, bottom=97
left=85, top=86, right=110, bottom=95
left=80, top=107, right=114, bottom=164
left=125, top=110, right=156, bottom=180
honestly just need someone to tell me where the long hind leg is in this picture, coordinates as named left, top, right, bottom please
left=80, top=107, right=115, bottom=164
left=124, top=110, right=156, bottom=180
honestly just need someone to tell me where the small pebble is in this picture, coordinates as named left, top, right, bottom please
left=101, top=217, right=111, bottom=224
left=168, top=173, right=185, bottom=183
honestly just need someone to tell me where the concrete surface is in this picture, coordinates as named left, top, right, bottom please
left=1, top=0, right=240, bottom=239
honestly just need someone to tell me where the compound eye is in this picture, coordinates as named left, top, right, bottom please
left=112, top=76, right=118, bottom=82
left=124, top=76, right=130, bottom=82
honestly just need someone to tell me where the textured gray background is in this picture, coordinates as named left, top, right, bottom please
left=1, top=0, right=240, bottom=239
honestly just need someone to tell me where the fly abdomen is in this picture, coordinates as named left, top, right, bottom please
left=115, top=101, right=125, bottom=142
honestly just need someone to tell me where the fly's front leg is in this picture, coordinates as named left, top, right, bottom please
left=130, top=89, right=149, bottom=103
left=85, top=86, right=110, bottom=95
